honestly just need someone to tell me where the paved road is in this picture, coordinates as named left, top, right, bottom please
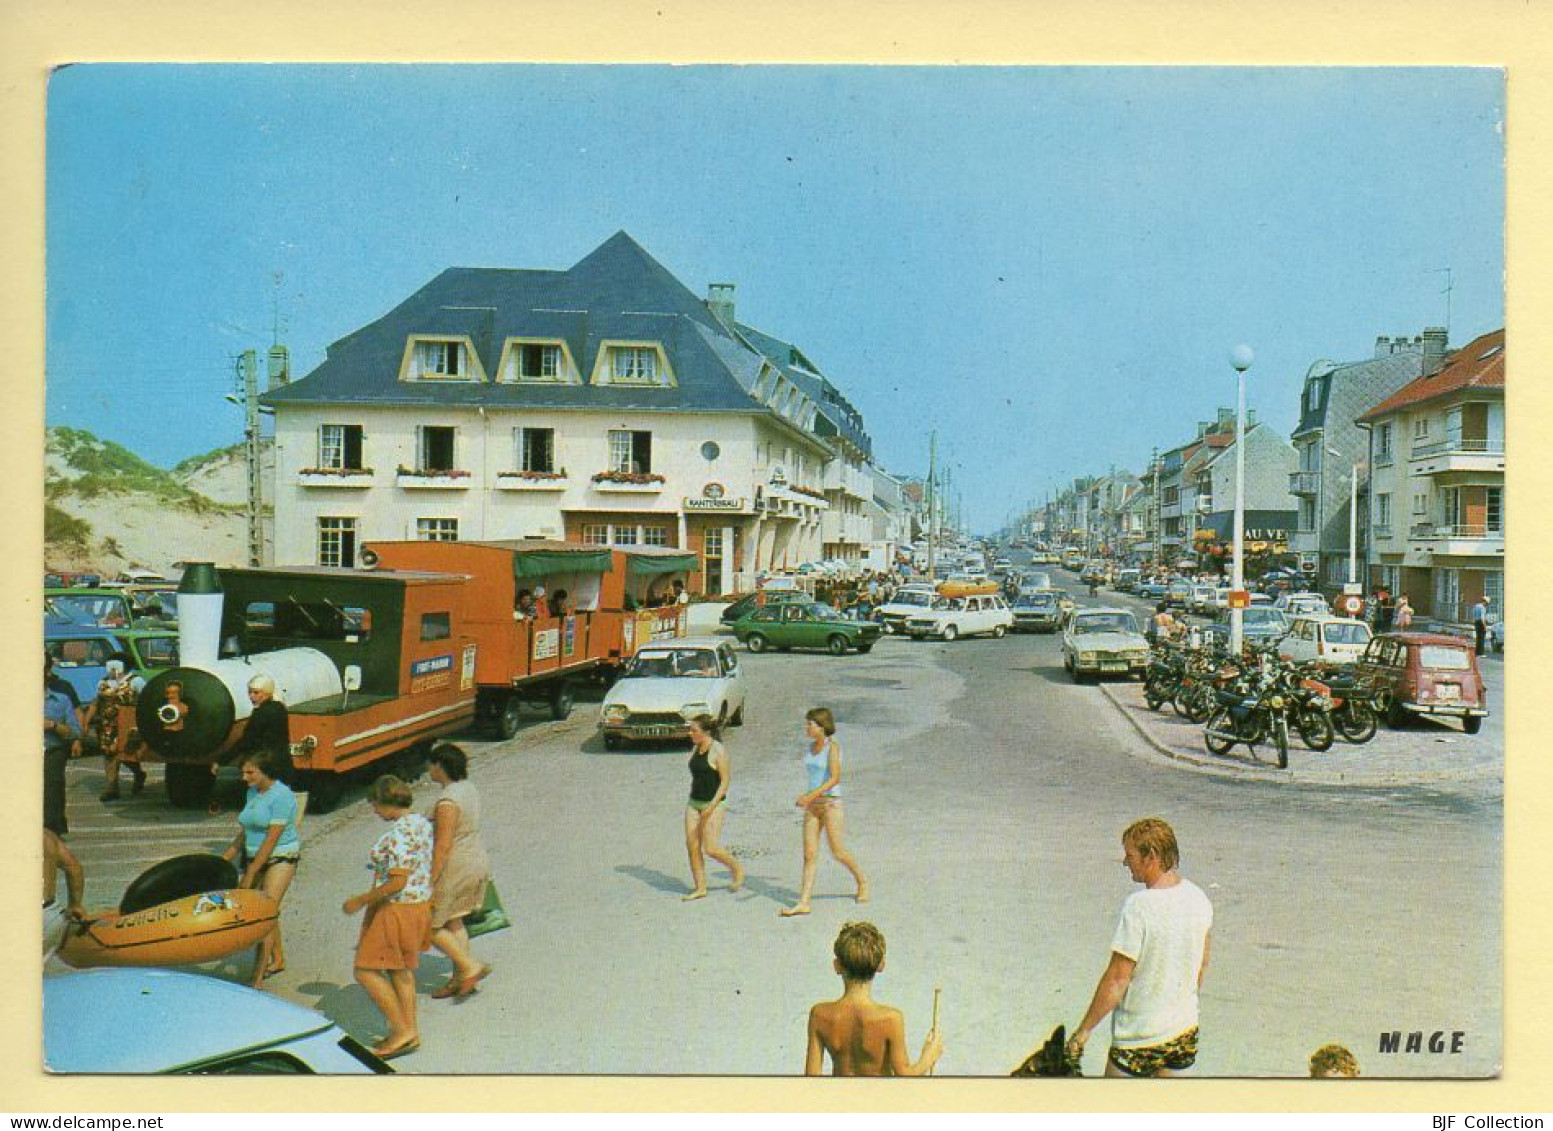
left=53, top=568, right=1501, bottom=1078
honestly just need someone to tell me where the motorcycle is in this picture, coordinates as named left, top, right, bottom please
left=1280, top=667, right=1337, bottom=752
left=1303, top=662, right=1381, bottom=743
left=1202, top=657, right=1291, bottom=768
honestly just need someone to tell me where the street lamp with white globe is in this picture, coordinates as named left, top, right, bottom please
left=1229, top=344, right=1254, bottom=656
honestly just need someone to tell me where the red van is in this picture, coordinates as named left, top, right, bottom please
left=1356, top=632, right=1489, bottom=734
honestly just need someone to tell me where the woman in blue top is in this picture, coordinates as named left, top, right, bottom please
left=221, top=750, right=301, bottom=988
left=779, top=707, right=869, bottom=917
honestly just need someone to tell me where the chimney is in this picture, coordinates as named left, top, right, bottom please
left=1375, top=335, right=1392, bottom=358
left=1197, top=421, right=1210, bottom=439
left=706, top=283, right=736, bottom=329
left=1421, top=326, right=1449, bottom=373
left=1247, top=409, right=1257, bottom=427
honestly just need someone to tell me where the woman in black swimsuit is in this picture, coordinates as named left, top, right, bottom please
left=682, top=714, right=744, bottom=901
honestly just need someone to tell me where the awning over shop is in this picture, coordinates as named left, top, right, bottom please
left=511, top=549, right=614, bottom=579
left=623, top=551, right=699, bottom=577
left=1199, top=510, right=1297, bottom=542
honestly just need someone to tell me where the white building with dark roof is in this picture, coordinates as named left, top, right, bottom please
left=263, top=232, right=879, bottom=593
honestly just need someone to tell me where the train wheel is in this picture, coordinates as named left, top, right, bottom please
left=165, top=763, right=214, bottom=810
left=549, top=683, right=575, bottom=721
left=397, top=740, right=431, bottom=782
left=496, top=697, right=523, bottom=740
left=306, top=773, right=345, bottom=815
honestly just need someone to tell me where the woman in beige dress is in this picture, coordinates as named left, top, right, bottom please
left=426, top=743, right=494, bottom=999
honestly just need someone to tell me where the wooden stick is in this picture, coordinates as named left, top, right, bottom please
left=931, top=987, right=941, bottom=1030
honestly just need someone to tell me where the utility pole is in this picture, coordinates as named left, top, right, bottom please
left=235, top=350, right=263, bottom=567
left=1150, top=448, right=1162, bottom=571
left=926, top=431, right=937, bottom=578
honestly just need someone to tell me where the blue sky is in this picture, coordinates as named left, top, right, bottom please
left=46, top=65, right=1503, bottom=530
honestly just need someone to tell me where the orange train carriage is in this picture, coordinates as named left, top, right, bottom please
left=361, top=539, right=691, bottom=738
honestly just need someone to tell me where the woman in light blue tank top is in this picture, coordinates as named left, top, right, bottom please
left=779, top=707, right=869, bottom=917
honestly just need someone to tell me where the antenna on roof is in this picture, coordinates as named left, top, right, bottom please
left=1428, top=267, right=1453, bottom=336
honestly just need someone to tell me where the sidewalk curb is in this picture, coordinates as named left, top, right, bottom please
left=1097, top=681, right=1295, bottom=784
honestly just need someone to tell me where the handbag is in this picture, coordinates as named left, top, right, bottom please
left=464, top=879, right=510, bottom=938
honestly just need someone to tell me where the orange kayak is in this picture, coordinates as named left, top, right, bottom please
left=936, top=581, right=1001, bottom=598
left=58, top=888, right=278, bottom=969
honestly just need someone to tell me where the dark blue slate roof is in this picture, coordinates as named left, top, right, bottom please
left=264, top=232, right=815, bottom=419
left=734, top=322, right=872, bottom=457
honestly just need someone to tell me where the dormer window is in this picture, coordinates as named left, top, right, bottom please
left=498, top=338, right=579, bottom=384
left=420, top=341, right=464, bottom=377
left=614, top=347, right=655, bottom=382
left=402, top=336, right=485, bottom=382
left=592, top=341, right=675, bottom=387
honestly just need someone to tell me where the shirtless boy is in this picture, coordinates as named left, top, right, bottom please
left=804, top=921, right=943, bottom=1076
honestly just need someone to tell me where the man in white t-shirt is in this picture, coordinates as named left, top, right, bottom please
left=1067, top=818, right=1213, bottom=1077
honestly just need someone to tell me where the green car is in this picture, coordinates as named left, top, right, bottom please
left=732, top=601, right=883, bottom=656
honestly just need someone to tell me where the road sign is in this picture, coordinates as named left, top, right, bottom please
left=1337, top=594, right=1364, bottom=617
left=1343, top=582, right=1363, bottom=596
left=1228, top=590, right=1251, bottom=609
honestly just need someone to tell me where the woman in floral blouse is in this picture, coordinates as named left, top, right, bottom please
left=343, top=775, right=434, bottom=1060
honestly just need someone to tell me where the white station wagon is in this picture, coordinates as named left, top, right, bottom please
left=598, top=637, right=747, bottom=749
left=1279, top=615, right=1373, bottom=665
left=905, top=593, right=1014, bottom=641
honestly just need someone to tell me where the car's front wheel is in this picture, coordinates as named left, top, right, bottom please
left=747, top=634, right=768, bottom=654
left=1463, top=715, right=1484, bottom=735
left=827, top=634, right=849, bottom=656
left=992, top=624, right=1007, bottom=639
left=942, top=624, right=959, bottom=642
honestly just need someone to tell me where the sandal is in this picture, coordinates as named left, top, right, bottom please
left=454, top=964, right=493, bottom=998
left=374, top=1037, right=420, bottom=1060
left=430, top=981, right=461, bottom=1000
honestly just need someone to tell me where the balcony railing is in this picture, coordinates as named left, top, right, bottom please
left=1195, top=495, right=1213, bottom=513
left=1410, top=438, right=1504, bottom=459
left=1288, top=471, right=1320, bottom=495
left=1414, top=523, right=1505, bottom=540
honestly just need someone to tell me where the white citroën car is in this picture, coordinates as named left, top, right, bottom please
left=598, top=637, right=747, bottom=749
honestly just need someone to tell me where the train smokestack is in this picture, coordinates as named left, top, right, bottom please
left=177, top=563, right=224, bottom=670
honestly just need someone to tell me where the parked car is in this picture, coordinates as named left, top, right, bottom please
left=598, top=637, right=747, bottom=748
left=1203, top=606, right=1290, bottom=649
left=44, top=969, right=393, bottom=1074
left=1010, top=590, right=1064, bottom=633
left=904, top=593, right=1014, bottom=641
left=44, top=621, right=182, bottom=702
left=1278, top=615, right=1373, bottom=664
left=45, top=588, right=138, bottom=628
left=732, top=601, right=882, bottom=655
left=1136, top=578, right=1170, bottom=601
left=1274, top=591, right=1329, bottom=619
left=719, top=589, right=808, bottom=626
left=1356, top=632, right=1489, bottom=733
left=1061, top=608, right=1150, bottom=682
